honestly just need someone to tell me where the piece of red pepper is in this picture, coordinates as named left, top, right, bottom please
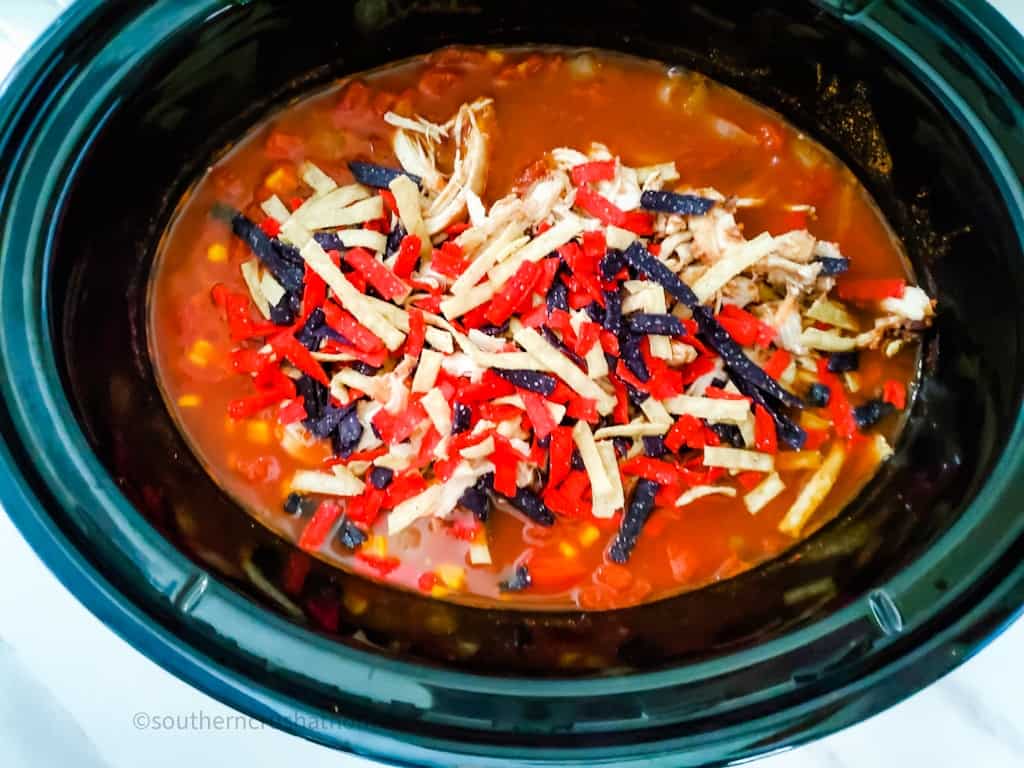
left=610, top=373, right=630, bottom=425
left=259, top=216, right=281, bottom=238
left=392, top=234, right=422, bottom=278
left=486, top=261, right=542, bottom=325
left=405, top=307, right=425, bottom=359
left=570, top=160, right=616, bottom=185
left=547, top=426, right=573, bottom=489
left=520, top=390, right=557, bottom=439
left=269, top=331, right=329, bottom=385
left=355, top=552, right=401, bottom=576
left=430, top=241, right=467, bottom=279
left=882, top=379, right=907, bottom=410
left=277, top=397, right=307, bottom=425
left=754, top=404, right=778, bottom=453
left=816, top=358, right=857, bottom=439
left=763, top=347, right=792, bottom=380
left=380, top=472, right=427, bottom=509
left=620, top=456, right=681, bottom=486
left=321, top=300, right=385, bottom=352
left=566, top=396, right=600, bottom=423
left=664, top=414, right=705, bottom=452
left=346, top=488, right=384, bottom=526
left=298, top=500, right=343, bottom=551
left=342, top=247, right=410, bottom=301
left=372, top=400, right=428, bottom=444
left=300, top=263, right=327, bottom=320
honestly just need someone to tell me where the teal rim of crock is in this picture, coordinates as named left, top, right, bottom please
left=1, top=1, right=1023, bottom=766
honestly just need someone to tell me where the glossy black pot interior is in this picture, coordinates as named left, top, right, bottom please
left=53, top=0, right=1022, bottom=676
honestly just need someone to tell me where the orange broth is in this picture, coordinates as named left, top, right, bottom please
left=149, top=47, right=917, bottom=610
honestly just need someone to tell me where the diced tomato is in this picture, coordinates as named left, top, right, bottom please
left=346, top=489, right=383, bottom=526
left=355, top=552, right=401, bottom=576
left=381, top=472, right=427, bottom=508
left=566, top=397, right=599, bottom=423
left=665, top=414, right=705, bottom=452
left=259, top=216, right=281, bottom=238
left=264, top=131, right=304, bottom=160
left=525, top=549, right=588, bottom=590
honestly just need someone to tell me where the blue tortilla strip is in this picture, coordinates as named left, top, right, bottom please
left=313, top=232, right=343, bottom=252
left=305, top=402, right=350, bottom=439
left=478, top=320, right=510, bottom=336
left=853, top=398, right=895, bottom=429
left=296, top=307, right=327, bottom=351
left=643, top=435, right=667, bottom=457
left=640, top=190, right=716, bottom=216
left=385, top=223, right=407, bottom=260
left=626, top=313, right=687, bottom=336
left=613, top=436, right=631, bottom=458
left=624, top=379, right=649, bottom=405
left=546, top=280, right=569, bottom=313
left=602, top=289, right=623, bottom=334
left=505, top=487, right=555, bottom=526
left=609, top=478, right=659, bottom=563
left=826, top=351, right=860, bottom=373
left=331, top=404, right=364, bottom=457
left=584, top=301, right=604, bottom=323
left=620, top=332, right=650, bottom=382
left=816, top=256, right=850, bottom=275
left=600, top=250, right=626, bottom=280
left=731, top=374, right=807, bottom=450
left=623, top=241, right=701, bottom=307
left=807, top=382, right=831, bottom=407
left=229, top=210, right=305, bottom=292
left=708, top=422, right=745, bottom=448
left=570, top=449, right=585, bottom=471
left=693, top=305, right=804, bottom=409
left=460, top=472, right=494, bottom=521
left=348, top=160, right=421, bottom=189
left=337, top=518, right=368, bottom=550
left=493, top=368, right=557, bottom=395
left=283, top=492, right=305, bottom=515
left=295, top=375, right=328, bottom=421
left=540, top=327, right=586, bottom=369
left=368, top=466, right=394, bottom=489
left=452, top=402, right=472, bottom=434
left=499, top=564, right=532, bottom=592
left=349, top=361, right=380, bottom=376
left=269, top=290, right=299, bottom=326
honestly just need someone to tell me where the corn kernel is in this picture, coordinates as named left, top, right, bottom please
left=188, top=339, right=215, bottom=367
left=558, top=651, right=581, bottom=667
left=362, top=535, right=388, bottom=558
left=486, top=50, right=505, bottom=63
left=435, top=563, right=465, bottom=590
left=246, top=420, right=271, bottom=444
left=177, top=394, right=201, bottom=408
left=264, top=166, right=295, bottom=195
left=343, top=592, right=369, bottom=616
left=430, top=585, right=449, bottom=599
left=206, top=242, right=228, bottom=263
left=579, top=524, right=600, bottom=548
left=559, top=541, right=578, bottom=559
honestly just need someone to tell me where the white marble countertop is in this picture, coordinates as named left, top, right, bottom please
left=2, top=2, right=1023, bottom=767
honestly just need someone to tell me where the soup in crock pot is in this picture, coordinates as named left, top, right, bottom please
left=149, top=47, right=934, bottom=610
